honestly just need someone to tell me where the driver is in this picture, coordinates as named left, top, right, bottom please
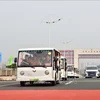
left=20, top=55, right=29, bottom=66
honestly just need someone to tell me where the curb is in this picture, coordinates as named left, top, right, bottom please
left=0, top=76, right=16, bottom=81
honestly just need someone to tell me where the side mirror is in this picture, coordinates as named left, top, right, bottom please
left=54, top=57, right=58, bottom=62
left=14, top=57, right=17, bottom=63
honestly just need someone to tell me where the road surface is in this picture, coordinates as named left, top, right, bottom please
left=0, top=78, right=100, bottom=90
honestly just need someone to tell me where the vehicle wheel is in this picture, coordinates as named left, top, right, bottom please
left=51, top=81, right=56, bottom=85
left=62, top=78, right=64, bottom=81
left=20, top=81, right=25, bottom=86
left=63, top=77, right=67, bottom=80
left=56, top=80, right=60, bottom=84
left=30, top=81, right=34, bottom=85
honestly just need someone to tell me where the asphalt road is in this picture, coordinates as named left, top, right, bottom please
left=0, top=78, right=100, bottom=90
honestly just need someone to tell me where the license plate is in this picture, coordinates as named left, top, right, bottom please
left=90, top=74, right=94, bottom=76
left=30, top=78, right=39, bottom=82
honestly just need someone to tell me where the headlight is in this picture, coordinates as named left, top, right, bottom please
left=20, top=71, right=24, bottom=75
left=45, top=70, right=49, bottom=75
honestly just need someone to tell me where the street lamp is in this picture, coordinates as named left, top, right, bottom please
left=45, top=18, right=62, bottom=47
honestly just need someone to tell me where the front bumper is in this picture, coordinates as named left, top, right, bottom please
left=85, top=72, right=100, bottom=77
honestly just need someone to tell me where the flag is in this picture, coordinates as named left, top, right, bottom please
left=7, top=56, right=14, bottom=66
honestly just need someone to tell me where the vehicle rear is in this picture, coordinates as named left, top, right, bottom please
left=74, top=68, right=80, bottom=78
left=60, top=56, right=67, bottom=80
left=67, top=67, right=75, bottom=78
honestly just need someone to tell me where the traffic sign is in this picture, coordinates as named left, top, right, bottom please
left=0, top=52, right=2, bottom=62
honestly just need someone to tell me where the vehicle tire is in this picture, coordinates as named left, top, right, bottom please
left=51, top=81, right=56, bottom=85
left=56, top=80, right=60, bottom=84
left=65, top=77, right=67, bottom=80
left=62, top=78, right=64, bottom=81
left=30, top=81, right=34, bottom=85
left=97, top=76, right=100, bottom=78
left=20, top=81, right=25, bottom=86
left=62, top=77, right=67, bottom=80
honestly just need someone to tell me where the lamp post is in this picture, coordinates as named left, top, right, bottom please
left=45, top=18, right=62, bottom=47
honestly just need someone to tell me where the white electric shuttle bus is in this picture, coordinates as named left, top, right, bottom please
left=14, top=48, right=61, bottom=86
left=60, top=56, right=67, bottom=80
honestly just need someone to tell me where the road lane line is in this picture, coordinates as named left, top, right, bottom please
left=0, top=83, right=18, bottom=87
left=65, top=81, right=73, bottom=85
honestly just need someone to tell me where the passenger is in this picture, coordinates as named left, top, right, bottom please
left=45, top=55, right=51, bottom=66
left=29, top=54, right=40, bottom=66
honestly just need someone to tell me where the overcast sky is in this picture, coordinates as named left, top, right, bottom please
left=0, top=1, right=100, bottom=62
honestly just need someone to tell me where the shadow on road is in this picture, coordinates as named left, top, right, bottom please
left=16, top=82, right=60, bottom=87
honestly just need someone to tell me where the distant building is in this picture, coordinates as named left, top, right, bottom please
left=59, top=50, right=74, bottom=66
left=60, top=49, right=100, bottom=72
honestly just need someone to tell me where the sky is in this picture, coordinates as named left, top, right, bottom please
left=0, top=1, right=100, bottom=62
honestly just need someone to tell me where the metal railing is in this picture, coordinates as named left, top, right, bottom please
left=0, top=69, right=16, bottom=76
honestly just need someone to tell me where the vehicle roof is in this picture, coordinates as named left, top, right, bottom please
left=18, top=48, right=60, bottom=52
left=86, top=66, right=97, bottom=68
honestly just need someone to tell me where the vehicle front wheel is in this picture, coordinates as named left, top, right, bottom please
left=51, top=81, right=56, bottom=85
left=30, top=81, right=34, bottom=85
left=56, top=80, right=60, bottom=84
left=20, top=81, right=25, bottom=86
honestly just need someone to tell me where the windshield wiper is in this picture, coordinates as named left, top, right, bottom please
left=38, top=65, right=46, bottom=68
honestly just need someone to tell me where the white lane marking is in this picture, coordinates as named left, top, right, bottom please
left=65, top=81, right=73, bottom=85
left=0, top=83, right=18, bottom=87
left=60, top=81, right=64, bottom=84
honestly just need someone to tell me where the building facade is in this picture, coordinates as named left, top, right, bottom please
left=60, top=49, right=100, bottom=72
left=60, top=50, right=74, bottom=66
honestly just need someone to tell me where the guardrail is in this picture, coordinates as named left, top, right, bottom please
left=0, top=69, right=16, bottom=76
left=0, top=69, right=16, bottom=81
